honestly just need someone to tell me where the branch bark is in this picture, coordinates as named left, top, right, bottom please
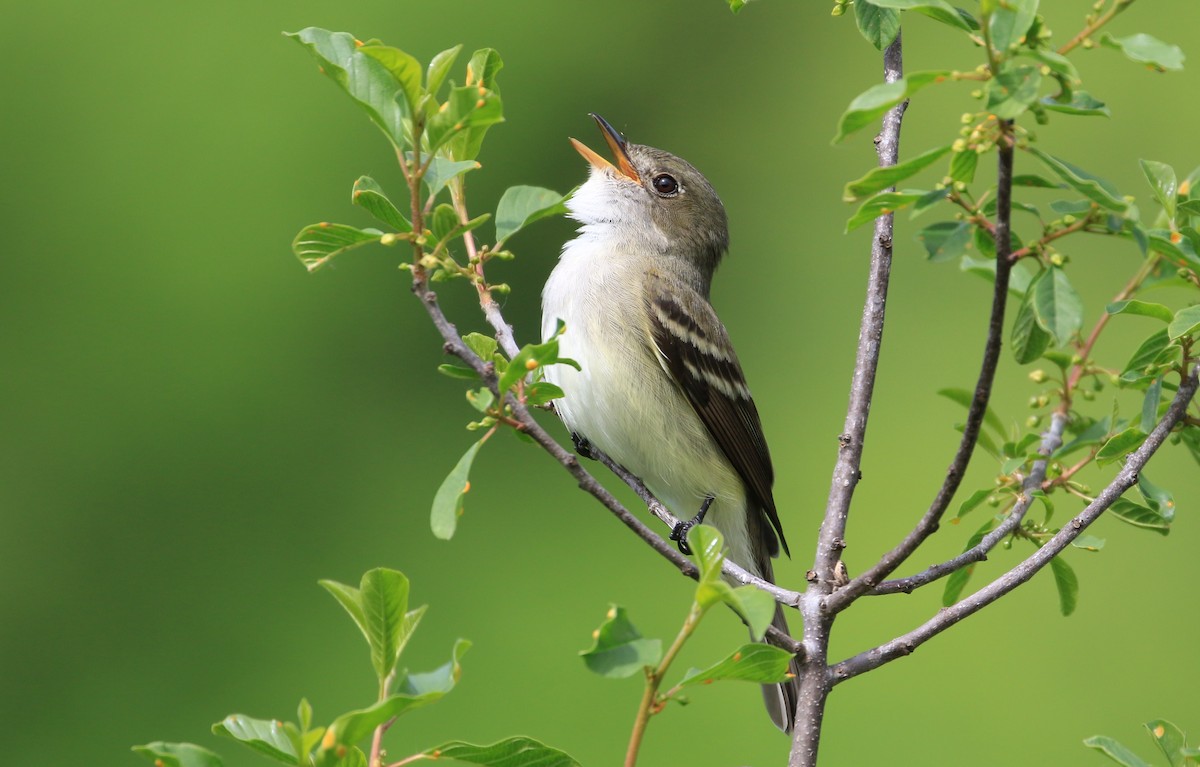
left=830, top=364, right=1198, bottom=683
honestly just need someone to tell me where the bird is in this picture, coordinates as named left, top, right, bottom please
left=540, top=113, right=798, bottom=732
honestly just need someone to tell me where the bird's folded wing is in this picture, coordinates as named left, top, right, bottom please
left=643, top=274, right=789, bottom=557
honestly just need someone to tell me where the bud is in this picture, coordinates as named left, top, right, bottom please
left=970, top=89, right=983, bottom=99
left=1062, top=214, right=1076, bottom=225
left=1049, top=252, right=1065, bottom=266
left=1081, top=389, right=1095, bottom=401
left=1029, top=369, right=1048, bottom=383
left=961, top=113, right=975, bottom=124
left=1026, top=415, right=1042, bottom=428
left=952, top=139, right=968, bottom=152
left=831, top=3, right=845, bottom=15
left=1180, top=179, right=1191, bottom=196
left=380, top=233, right=397, bottom=246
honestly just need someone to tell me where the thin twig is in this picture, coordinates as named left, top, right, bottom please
left=830, top=365, right=1198, bottom=683
left=825, top=123, right=1016, bottom=615
left=1058, top=0, right=1136, bottom=56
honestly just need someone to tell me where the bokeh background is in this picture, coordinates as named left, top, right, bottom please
left=3, top=2, right=1198, bottom=765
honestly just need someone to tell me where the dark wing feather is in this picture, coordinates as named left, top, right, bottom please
left=644, top=275, right=789, bottom=558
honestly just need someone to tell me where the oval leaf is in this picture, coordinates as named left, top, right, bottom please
left=213, top=715, right=297, bottom=765
left=292, top=223, right=383, bottom=273
left=579, top=605, right=662, bottom=678
left=495, top=185, right=570, bottom=244
left=424, top=738, right=581, bottom=767
left=133, top=743, right=224, bottom=767
left=432, top=439, right=484, bottom=539
left=679, top=643, right=795, bottom=687
left=1049, top=555, right=1078, bottom=617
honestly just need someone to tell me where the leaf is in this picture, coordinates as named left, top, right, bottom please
left=1137, top=472, right=1176, bottom=521
left=423, top=738, right=581, bottom=767
left=1120, top=328, right=1173, bottom=381
left=679, top=644, right=795, bottom=687
left=1109, top=498, right=1171, bottom=536
left=1140, top=160, right=1178, bottom=219
left=421, top=156, right=481, bottom=199
left=916, top=221, right=972, bottom=262
left=1096, top=427, right=1148, bottom=466
left=987, top=64, right=1042, bottom=120
left=1071, top=534, right=1106, bottom=552
left=1083, top=735, right=1153, bottom=767
left=495, top=185, right=570, bottom=245
left=525, top=381, right=565, bottom=406
left=497, top=336, right=579, bottom=395
left=426, top=84, right=504, bottom=158
left=1049, top=555, right=1078, bottom=616
left=1054, top=417, right=1110, bottom=459
left=956, top=488, right=993, bottom=520
left=688, top=523, right=726, bottom=584
left=286, top=29, right=411, bottom=148
left=1031, top=266, right=1083, bottom=345
left=292, top=223, right=382, bottom=273
left=937, top=388, right=1007, bottom=440
left=854, top=0, right=901, bottom=50
left=462, top=332, right=499, bottom=361
left=426, top=44, right=463, bottom=97
left=351, top=176, right=412, bottom=232
left=943, top=518, right=996, bottom=606
left=132, top=742, right=224, bottom=767
left=723, top=584, right=778, bottom=640
left=438, top=363, right=479, bottom=380
left=1101, top=33, right=1186, bottom=72
left=360, top=568, right=410, bottom=681
left=843, top=145, right=952, bottom=201
left=359, top=45, right=422, bottom=114
left=320, top=579, right=369, bottom=647
left=845, top=190, right=927, bottom=232
left=1145, top=719, right=1188, bottom=767
left=868, top=0, right=974, bottom=31
left=399, top=638, right=471, bottom=696
left=949, top=149, right=978, bottom=184
left=1027, top=147, right=1127, bottom=212
left=832, top=72, right=950, bottom=143
left=213, top=715, right=297, bottom=765
left=1141, top=377, right=1163, bottom=433
left=988, top=0, right=1038, bottom=52
left=1041, top=90, right=1110, bottom=117
left=579, top=605, right=662, bottom=678
left=431, top=439, right=484, bottom=539
left=1012, top=290, right=1052, bottom=364
left=1168, top=304, right=1200, bottom=340
left=1106, top=299, right=1175, bottom=323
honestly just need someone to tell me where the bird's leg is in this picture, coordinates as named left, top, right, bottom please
left=670, top=495, right=715, bottom=555
left=570, top=432, right=596, bottom=460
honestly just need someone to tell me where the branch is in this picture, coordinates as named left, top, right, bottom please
left=809, top=35, right=906, bottom=589
left=870, top=411, right=1066, bottom=595
left=825, top=124, right=1016, bottom=614
left=829, top=364, right=1199, bottom=684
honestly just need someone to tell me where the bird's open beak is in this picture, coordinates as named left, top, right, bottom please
left=569, top=113, right=640, bottom=183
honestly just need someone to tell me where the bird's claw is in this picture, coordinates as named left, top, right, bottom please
left=571, top=432, right=596, bottom=460
left=669, top=495, right=716, bottom=555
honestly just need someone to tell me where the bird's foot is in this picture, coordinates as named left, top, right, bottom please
left=670, top=495, right=715, bottom=555
left=571, top=433, right=596, bottom=461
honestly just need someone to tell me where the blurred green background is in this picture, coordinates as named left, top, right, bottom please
left=3, top=2, right=1198, bottom=765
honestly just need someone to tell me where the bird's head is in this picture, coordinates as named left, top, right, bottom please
left=567, top=114, right=729, bottom=275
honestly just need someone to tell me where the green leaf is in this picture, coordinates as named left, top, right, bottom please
left=426, top=44, right=463, bottom=97
left=949, top=149, right=978, bottom=184
left=420, top=156, right=481, bottom=198
left=854, top=0, right=901, bottom=50
left=286, top=29, right=411, bottom=149
left=213, top=715, right=297, bottom=765
left=1054, top=417, right=1110, bottom=459
left=438, top=363, right=479, bottom=380
left=292, top=223, right=382, bottom=273
left=1137, top=472, right=1176, bottom=521
left=1145, top=719, right=1188, bottom=767
left=359, top=45, right=422, bottom=114
left=987, top=63, right=1042, bottom=120
left=1168, top=304, right=1200, bottom=340
left=1083, top=736, right=1153, bottom=767
left=1027, top=148, right=1127, bottom=212
left=843, top=145, right=952, bottom=201
left=1101, top=33, right=1185, bottom=72
left=351, top=176, right=412, bottom=232
left=1141, top=377, right=1163, bottom=433
left=724, top=584, right=778, bottom=640
left=916, top=221, right=972, bottom=262
left=1140, top=160, right=1179, bottom=220
left=1071, top=534, right=1106, bottom=552
left=399, top=638, right=471, bottom=696
left=679, top=644, right=795, bottom=687
left=431, top=439, right=484, bottom=539
left=1048, top=555, right=1078, bottom=616
left=1012, top=290, right=1052, bottom=364
left=497, top=336, right=579, bottom=395
left=988, top=0, right=1038, bottom=52
left=1096, top=427, right=1148, bottom=466
left=956, top=488, right=993, bottom=520
left=525, top=381, right=565, bottom=406
left=1031, top=266, right=1083, bottom=345
left=943, top=518, right=996, bottom=606
left=1107, top=299, right=1175, bottom=323
left=360, top=568, right=410, bottom=681
left=320, top=578, right=369, bottom=645
left=1013, top=173, right=1063, bottom=189
left=689, top=523, right=726, bottom=584
left=1109, top=498, right=1171, bottom=535
left=423, top=738, right=581, bottom=767
left=1120, top=328, right=1173, bottom=381
left=846, top=190, right=927, bottom=232
left=463, top=332, right=499, bottom=361
left=133, top=742, right=224, bottom=767
left=728, top=0, right=747, bottom=12
left=426, top=85, right=504, bottom=158
left=495, top=185, right=570, bottom=245
left=579, top=605, right=662, bottom=678
left=937, top=388, right=1007, bottom=439
left=1041, top=90, right=1110, bottom=117
left=868, top=0, right=974, bottom=31
left=466, top=387, right=495, bottom=414
left=832, top=72, right=950, bottom=143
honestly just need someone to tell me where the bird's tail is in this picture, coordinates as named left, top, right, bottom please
left=761, top=601, right=800, bottom=733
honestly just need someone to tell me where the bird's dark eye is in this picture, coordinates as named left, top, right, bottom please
left=652, top=173, right=679, bottom=196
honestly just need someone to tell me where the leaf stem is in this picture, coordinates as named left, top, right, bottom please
left=1058, top=0, right=1136, bottom=56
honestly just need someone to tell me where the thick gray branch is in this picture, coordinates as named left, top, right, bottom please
left=829, top=365, right=1199, bottom=684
